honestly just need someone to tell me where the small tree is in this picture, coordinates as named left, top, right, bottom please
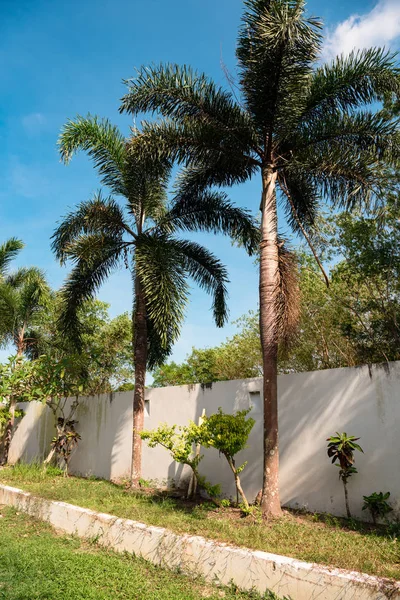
left=200, top=408, right=255, bottom=509
left=0, top=356, right=41, bottom=464
left=34, top=355, right=86, bottom=474
left=140, top=422, right=220, bottom=499
left=327, top=432, right=363, bottom=518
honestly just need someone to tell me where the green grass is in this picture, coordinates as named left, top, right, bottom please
left=0, top=506, right=280, bottom=600
left=1, top=464, right=400, bottom=581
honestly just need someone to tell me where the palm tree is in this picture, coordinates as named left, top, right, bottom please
left=54, top=115, right=259, bottom=484
left=119, top=0, right=400, bottom=516
left=0, top=267, right=51, bottom=357
left=0, top=241, right=51, bottom=463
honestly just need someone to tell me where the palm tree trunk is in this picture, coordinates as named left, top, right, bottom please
left=131, top=278, right=147, bottom=486
left=259, top=166, right=282, bottom=519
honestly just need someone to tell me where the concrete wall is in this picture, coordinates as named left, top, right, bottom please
left=9, top=361, right=400, bottom=520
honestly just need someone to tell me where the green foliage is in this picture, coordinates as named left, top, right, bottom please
left=152, top=312, right=262, bottom=386
left=201, top=408, right=255, bottom=463
left=327, top=432, right=363, bottom=479
left=141, top=422, right=221, bottom=499
left=362, top=492, right=393, bottom=524
left=0, top=356, right=42, bottom=405
left=32, top=298, right=134, bottom=394
left=200, top=408, right=255, bottom=508
left=141, top=422, right=199, bottom=467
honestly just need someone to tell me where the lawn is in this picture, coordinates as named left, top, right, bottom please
left=0, top=506, right=278, bottom=600
left=1, top=464, right=399, bottom=581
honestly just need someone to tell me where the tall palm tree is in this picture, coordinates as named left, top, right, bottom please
left=0, top=242, right=51, bottom=463
left=119, top=0, right=400, bottom=515
left=54, top=115, right=259, bottom=484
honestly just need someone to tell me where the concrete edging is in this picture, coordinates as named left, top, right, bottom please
left=0, top=483, right=398, bottom=600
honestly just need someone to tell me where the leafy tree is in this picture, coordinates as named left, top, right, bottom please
left=140, top=422, right=220, bottom=500
left=54, top=115, right=258, bottom=485
left=323, top=205, right=400, bottom=365
left=200, top=408, right=255, bottom=509
left=327, top=432, right=363, bottom=518
left=0, top=356, right=41, bottom=464
left=120, top=1, right=399, bottom=516
left=28, top=297, right=134, bottom=394
left=152, top=313, right=262, bottom=386
left=33, top=355, right=87, bottom=472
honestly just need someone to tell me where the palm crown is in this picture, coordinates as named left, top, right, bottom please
left=53, top=115, right=259, bottom=368
left=120, top=3, right=399, bottom=232
left=0, top=239, right=51, bottom=355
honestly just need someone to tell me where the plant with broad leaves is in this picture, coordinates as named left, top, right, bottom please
left=363, top=492, right=393, bottom=525
left=140, top=422, right=220, bottom=500
left=327, top=432, right=363, bottom=518
left=200, top=408, right=255, bottom=509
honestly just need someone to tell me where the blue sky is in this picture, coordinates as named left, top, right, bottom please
left=0, top=0, right=399, bottom=365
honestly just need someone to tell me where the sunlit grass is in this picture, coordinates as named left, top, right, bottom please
left=1, top=464, right=399, bottom=580
left=0, top=506, right=279, bottom=600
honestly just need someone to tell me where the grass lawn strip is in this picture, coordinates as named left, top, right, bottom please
left=1, top=465, right=399, bottom=581
left=0, top=506, right=281, bottom=600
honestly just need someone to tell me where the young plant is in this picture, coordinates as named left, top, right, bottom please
left=140, top=422, right=220, bottom=500
left=362, top=492, right=393, bottom=525
left=327, top=432, right=363, bottom=518
left=200, top=408, right=255, bottom=509
left=34, top=355, right=86, bottom=473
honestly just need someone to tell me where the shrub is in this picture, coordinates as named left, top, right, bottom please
left=200, top=408, right=255, bottom=509
left=362, top=492, right=393, bottom=525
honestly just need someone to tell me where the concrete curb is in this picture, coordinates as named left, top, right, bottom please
left=0, top=483, right=398, bottom=600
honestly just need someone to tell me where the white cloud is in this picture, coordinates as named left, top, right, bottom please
left=323, top=0, right=400, bottom=61
left=21, top=112, right=46, bottom=134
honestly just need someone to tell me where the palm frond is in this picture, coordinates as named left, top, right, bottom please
left=0, top=238, right=24, bottom=279
left=57, top=235, right=127, bottom=348
left=0, top=282, right=19, bottom=343
left=166, top=238, right=230, bottom=328
left=290, top=110, right=400, bottom=164
left=135, top=234, right=189, bottom=351
left=303, top=48, right=400, bottom=123
left=299, top=146, right=393, bottom=211
left=58, top=115, right=127, bottom=196
left=121, top=63, right=257, bottom=146
left=51, top=192, right=129, bottom=264
left=159, top=189, right=260, bottom=255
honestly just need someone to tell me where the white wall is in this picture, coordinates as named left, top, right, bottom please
left=9, top=361, right=400, bottom=520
